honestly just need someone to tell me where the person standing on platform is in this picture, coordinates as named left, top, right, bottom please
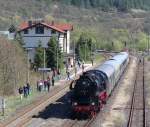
left=67, top=71, right=71, bottom=80
left=44, top=80, right=47, bottom=91
left=74, top=65, right=77, bottom=77
left=82, top=63, right=84, bottom=73
left=47, top=79, right=51, bottom=92
left=26, top=83, right=30, bottom=95
left=52, top=76, right=55, bottom=86
left=18, top=86, right=23, bottom=100
left=23, top=85, right=27, bottom=98
left=91, top=59, right=94, bottom=66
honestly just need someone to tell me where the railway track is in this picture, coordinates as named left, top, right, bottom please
left=4, top=84, right=70, bottom=127
left=61, top=115, right=97, bottom=127
left=127, top=57, right=146, bottom=127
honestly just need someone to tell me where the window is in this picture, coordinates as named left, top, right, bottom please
left=24, top=29, right=28, bottom=34
left=35, top=26, right=44, bottom=34
left=51, top=29, right=56, bottom=34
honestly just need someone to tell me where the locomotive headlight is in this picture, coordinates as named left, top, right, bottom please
left=73, top=102, right=78, bottom=106
left=91, top=102, right=95, bottom=105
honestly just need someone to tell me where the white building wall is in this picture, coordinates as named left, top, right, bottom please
left=59, top=34, right=64, bottom=51
left=63, top=36, right=67, bottom=53
left=23, top=36, right=51, bottom=48
left=66, top=31, right=70, bottom=53
left=20, top=27, right=60, bottom=48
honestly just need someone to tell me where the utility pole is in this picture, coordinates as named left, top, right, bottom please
left=43, top=48, right=46, bottom=80
left=56, top=46, right=58, bottom=71
left=26, top=48, right=32, bottom=83
left=73, top=41, right=77, bottom=77
left=148, top=33, right=150, bottom=55
left=44, top=48, right=46, bottom=69
left=27, top=50, right=29, bottom=83
left=84, top=41, right=86, bottom=61
left=2, top=98, right=5, bottom=116
left=74, top=41, right=76, bottom=65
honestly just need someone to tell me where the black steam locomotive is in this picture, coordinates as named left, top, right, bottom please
left=70, top=52, right=129, bottom=116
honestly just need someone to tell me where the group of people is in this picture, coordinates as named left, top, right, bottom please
left=17, top=62, right=86, bottom=100
left=65, top=60, right=85, bottom=80
left=37, top=77, right=55, bottom=92
left=18, top=83, right=31, bottom=100
left=18, top=76, right=56, bottom=100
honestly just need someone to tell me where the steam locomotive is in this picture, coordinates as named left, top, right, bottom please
left=70, top=52, right=129, bottom=116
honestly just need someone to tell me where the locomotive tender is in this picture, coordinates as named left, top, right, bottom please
left=70, top=52, right=129, bottom=116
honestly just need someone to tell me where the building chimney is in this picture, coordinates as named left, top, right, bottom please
left=28, top=20, right=32, bottom=26
left=51, top=21, right=54, bottom=25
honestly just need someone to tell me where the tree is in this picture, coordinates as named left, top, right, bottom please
left=15, top=33, right=24, bottom=46
left=76, top=33, right=96, bottom=61
left=34, top=42, right=44, bottom=68
left=46, top=37, right=63, bottom=69
left=136, top=32, right=147, bottom=51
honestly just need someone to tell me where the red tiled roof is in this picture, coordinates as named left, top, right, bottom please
left=52, top=24, right=73, bottom=31
left=18, top=21, right=73, bottom=33
left=19, top=22, right=29, bottom=30
left=41, top=22, right=65, bottom=33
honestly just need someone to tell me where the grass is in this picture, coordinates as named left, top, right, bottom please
left=85, top=54, right=105, bottom=64
left=0, top=88, right=46, bottom=121
left=147, top=56, right=150, bottom=61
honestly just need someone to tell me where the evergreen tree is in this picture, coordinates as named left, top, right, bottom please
left=76, top=33, right=95, bottom=61
left=15, top=33, right=25, bottom=46
left=34, top=42, right=44, bottom=68
left=46, top=37, right=64, bottom=69
left=61, top=0, right=150, bottom=11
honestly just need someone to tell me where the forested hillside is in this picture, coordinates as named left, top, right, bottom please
left=62, top=0, right=150, bottom=11
left=0, top=0, right=150, bottom=29
left=0, top=0, right=150, bottom=51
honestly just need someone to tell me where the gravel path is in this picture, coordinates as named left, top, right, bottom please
left=144, top=58, right=150, bottom=126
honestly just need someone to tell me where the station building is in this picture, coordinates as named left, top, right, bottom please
left=17, top=20, right=73, bottom=65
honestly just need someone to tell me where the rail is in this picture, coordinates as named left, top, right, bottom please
left=127, top=57, right=146, bottom=127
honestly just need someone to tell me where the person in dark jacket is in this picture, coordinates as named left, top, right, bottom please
left=82, top=63, right=84, bottom=73
left=44, top=80, right=47, bottom=91
left=18, top=86, right=23, bottom=100
left=47, top=79, right=51, bottom=92
left=77, top=60, right=81, bottom=68
left=23, top=85, right=27, bottom=98
left=67, top=71, right=71, bottom=80
left=26, top=83, right=30, bottom=95
left=52, top=76, right=55, bottom=86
